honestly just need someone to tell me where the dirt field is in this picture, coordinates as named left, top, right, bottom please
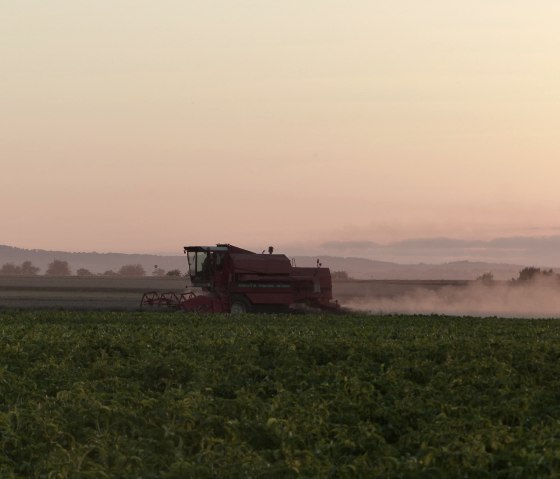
left=0, top=276, right=186, bottom=310
left=0, top=276, right=471, bottom=311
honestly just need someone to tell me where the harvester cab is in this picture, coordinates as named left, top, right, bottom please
left=184, top=245, right=227, bottom=289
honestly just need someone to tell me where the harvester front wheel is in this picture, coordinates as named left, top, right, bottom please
left=230, top=297, right=251, bottom=314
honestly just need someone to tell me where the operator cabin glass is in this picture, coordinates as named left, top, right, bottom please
left=188, top=251, right=209, bottom=280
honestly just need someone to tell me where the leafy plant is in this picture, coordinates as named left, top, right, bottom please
left=1, top=311, right=560, bottom=477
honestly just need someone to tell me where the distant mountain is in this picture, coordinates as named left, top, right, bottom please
left=320, top=235, right=560, bottom=267
left=293, top=256, right=526, bottom=280
left=0, top=245, right=530, bottom=279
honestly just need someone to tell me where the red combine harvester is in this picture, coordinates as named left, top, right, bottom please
left=141, top=244, right=340, bottom=313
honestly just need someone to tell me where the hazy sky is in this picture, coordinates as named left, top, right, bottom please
left=2, top=1, right=560, bottom=255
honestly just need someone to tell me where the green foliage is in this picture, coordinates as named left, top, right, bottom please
left=2, top=312, right=560, bottom=477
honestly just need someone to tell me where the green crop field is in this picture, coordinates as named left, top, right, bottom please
left=2, top=311, right=560, bottom=478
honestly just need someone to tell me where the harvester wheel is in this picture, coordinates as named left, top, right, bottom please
left=230, top=297, right=251, bottom=314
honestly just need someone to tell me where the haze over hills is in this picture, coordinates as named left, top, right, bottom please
left=318, top=235, right=560, bottom=267
left=0, top=244, right=534, bottom=280
left=293, top=256, right=526, bottom=281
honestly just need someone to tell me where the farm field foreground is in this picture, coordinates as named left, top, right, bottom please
left=2, top=313, right=560, bottom=477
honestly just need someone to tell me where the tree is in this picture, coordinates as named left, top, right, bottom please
left=76, top=268, right=94, bottom=276
left=0, top=261, right=40, bottom=276
left=0, top=262, right=21, bottom=275
left=45, top=260, right=71, bottom=276
left=516, top=267, right=557, bottom=282
left=166, top=269, right=182, bottom=277
left=476, top=272, right=494, bottom=285
left=118, top=264, right=146, bottom=277
left=102, top=270, right=118, bottom=276
left=21, top=261, right=39, bottom=276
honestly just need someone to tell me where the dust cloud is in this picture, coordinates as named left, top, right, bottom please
left=344, top=279, right=560, bottom=318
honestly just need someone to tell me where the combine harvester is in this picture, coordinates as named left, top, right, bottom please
left=141, top=244, right=340, bottom=313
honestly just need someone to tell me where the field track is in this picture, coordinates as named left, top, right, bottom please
left=0, top=276, right=186, bottom=310
left=0, top=276, right=471, bottom=311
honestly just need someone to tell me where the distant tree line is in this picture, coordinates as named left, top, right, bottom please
left=477, top=267, right=559, bottom=284
left=514, top=267, right=558, bottom=282
left=0, top=260, right=183, bottom=277
left=0, top=261, right=40, bottom=276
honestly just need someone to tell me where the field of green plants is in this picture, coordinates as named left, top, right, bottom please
left=2, top=311, right=560, bottom=477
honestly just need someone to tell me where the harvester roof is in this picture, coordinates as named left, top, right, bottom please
left=183, top=244, right=255, bottom=254
left=183, top=246, right=228, bottom=253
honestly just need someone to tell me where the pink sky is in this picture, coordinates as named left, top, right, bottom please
left=2, top=1, right=560, bottom=256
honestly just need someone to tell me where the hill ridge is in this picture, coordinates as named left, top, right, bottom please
left=0, top=244, right=530, bottom=280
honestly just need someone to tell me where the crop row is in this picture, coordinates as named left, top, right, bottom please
left=1, top=311, right=560, bottom=477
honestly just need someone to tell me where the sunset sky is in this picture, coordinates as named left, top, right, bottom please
left=2, top=1, right=560, bottom=259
